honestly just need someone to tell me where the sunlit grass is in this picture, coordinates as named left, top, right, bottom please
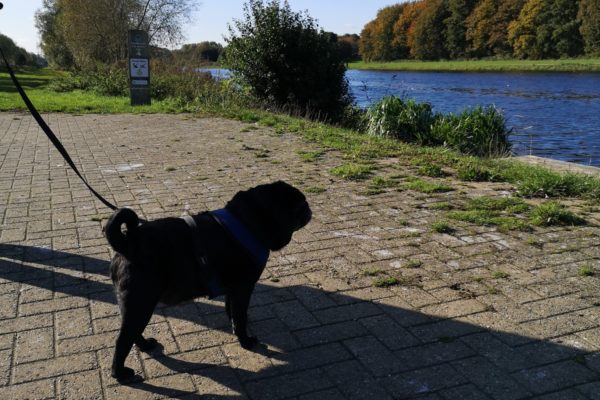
left=349, top=58, right=600, bottom=73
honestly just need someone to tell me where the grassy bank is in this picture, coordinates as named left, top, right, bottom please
left=0, top=69, right=198, bottom=113
left=349, top=58, right=600, bottom=73
left=2, top=67, right=599, bottom=202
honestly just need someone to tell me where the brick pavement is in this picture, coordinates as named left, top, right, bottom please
left=0, top=112, right=599, bottom=399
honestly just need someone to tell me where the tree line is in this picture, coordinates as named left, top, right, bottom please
left=0, top=34, right=46, bottom=67
left=359, top=0, right=600, bottom=61
left=35, top=0, right=200, bottom=69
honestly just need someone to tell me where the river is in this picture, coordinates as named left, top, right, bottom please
left=204, top=68, right=600, bottom=167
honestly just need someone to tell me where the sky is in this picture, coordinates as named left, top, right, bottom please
left=0, top=0, right=402, bottom=54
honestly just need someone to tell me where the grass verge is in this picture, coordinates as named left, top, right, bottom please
left=348, top=58, right=600, bottom=73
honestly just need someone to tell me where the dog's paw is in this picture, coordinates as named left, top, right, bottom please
left=112, top=366, right=136, bottom=382
left=136, top=337, right=159, bottom=352
left=239, top=336, right=259, bottom=350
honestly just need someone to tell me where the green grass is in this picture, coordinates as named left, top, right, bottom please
left=448, top=210, right=531, bottom=232
left=530, top=201, right=586, bottom=226
left=330, top=163, right=374, bottom=180
left=404, top=177, right=454, bottom=193
left=373, top=277, right=401, bottom=288
left=297, top=150, right=324, bottom=162
left=3, top=68, right=600, bottom=203
left=431, top=221, right=454, bottom=234
left=492, top=271, right=510, bottom=279
left=466, top=196, right=529, bottom=213
left=430, top=202, right=453, bottom=210
left=305, top=186, right=326, bottom=194
left=418, top=163, right=446, bottom=177
left=578, top=265, right=595, bottom=277
left=362, top=268, right=384, bottom=277
left=349, top=58, right=600, bottom=73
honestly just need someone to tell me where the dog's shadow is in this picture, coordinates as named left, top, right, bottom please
left=1, top=243, right=598, bottom=399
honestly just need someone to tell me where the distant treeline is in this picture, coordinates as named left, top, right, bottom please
left=0, top=33, right=46, bottom=68
left=359, top=0, right=600, bottom=61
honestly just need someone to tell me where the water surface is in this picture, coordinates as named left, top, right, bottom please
left=204, top=68, right=600, bottom=166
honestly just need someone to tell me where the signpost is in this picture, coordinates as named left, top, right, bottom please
left=128, top=30, right=151, bottom=106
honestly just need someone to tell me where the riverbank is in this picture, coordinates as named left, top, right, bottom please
left=349, top=58, right=600, bottom=73
left=2, top=68, right=600, bottom=200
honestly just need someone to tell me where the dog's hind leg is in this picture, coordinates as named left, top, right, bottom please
left=111, top=291, right=159, bottom=382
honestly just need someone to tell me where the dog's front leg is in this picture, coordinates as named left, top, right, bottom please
left=226, top=284, right=258, bottom=349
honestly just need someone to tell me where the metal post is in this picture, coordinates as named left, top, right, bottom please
left=128, top=30, right=151, bottom=106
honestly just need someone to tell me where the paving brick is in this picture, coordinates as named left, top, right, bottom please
left=0, top=348, right=11, bottom=386
left=105, top=373, right=196, bottom=400
left=512, top=360, right=597, bottom=395
left=245, top=368, right=332, bottom=400
left=2, top=113, right=600, bottom=399
left=381, top=364, right=468, bottom=398
left=14, top=327, right=54, bottom=364
left=438, top=384, right=493, bottom=400
left=359, top=314, right=420, bottom=350
left=189, top=365, right=246, bottom=398
left=395, top=341, right=475, bottom=372
left=452, top=356, right=531, bottom=400
left=142, top=347, right=227, bottom=379
left=343, top=336, right=403, bottom=377
left=57, top=369, right=103, bottom=400
left=13, top=352, right=97, bottom=384
left=313, top=302, right=382, bottom=324
left=420, top=299, right=488, bottom=319
left=0, top=378, right=55, bottom=400
left=294, top=320, right=366, bottom=346
left=271, top=300, right=320, bottom=330
left=299, top=388, right=346, bottom=400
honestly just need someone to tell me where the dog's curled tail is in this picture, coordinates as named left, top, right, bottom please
left=105, top=208, right=139, bottom=257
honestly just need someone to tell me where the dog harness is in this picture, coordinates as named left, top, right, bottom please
left=183, top=209, right=270, bottom=299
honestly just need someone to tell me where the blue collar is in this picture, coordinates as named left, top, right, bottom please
left=210, top=208, right=270, bottom=267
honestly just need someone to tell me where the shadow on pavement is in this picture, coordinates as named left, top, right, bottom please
left=1, top=243, right=598, bottom=399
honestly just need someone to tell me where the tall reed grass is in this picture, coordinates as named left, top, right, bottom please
left=366, top=96, right=512, bottom=157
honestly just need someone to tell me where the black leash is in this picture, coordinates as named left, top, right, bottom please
left=0, top=47, right=118, bottom=212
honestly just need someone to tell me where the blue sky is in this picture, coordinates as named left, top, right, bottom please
left=0, top=0, right=403, bottom=54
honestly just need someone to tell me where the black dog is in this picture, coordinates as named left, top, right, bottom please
left=105, top=181, right=311, bottom=382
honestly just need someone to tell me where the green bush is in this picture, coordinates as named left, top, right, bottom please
left=224, top=0, right=351, bottom=121
left=431, top=106, right=512, bottom=157
left=366, top=96, right=435, bottom=143
left=365, top=97, right=511, bottom=158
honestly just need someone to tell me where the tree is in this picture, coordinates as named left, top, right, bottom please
left=359, top=4, right=405, bottom=61
left=173, top=42, right=224, bottom=65
left=338, top=34, right=360, bottom=62
left=466, top=0, right=525, bottom=57
left=0, top=34, right=46, bottom=68
left=508, top=0, right=545, bottom=58
left=225, top=0, right=351, bottom=120
left=579, top=0, right=600, bottom=55
left=411, top=0, right=450, bottom=60
left=509, top=0, right=582, bottom=59
left=546, top=0, right=582, bottom=57
left=35, top=0, right=196, bottom=68
left=35, top=0, right=75, bottom=68
left=359, top=20, right=377, bottom=61
left=392, top=1, right=427, bottom=59
left=444, top=0, right=477, bottom=59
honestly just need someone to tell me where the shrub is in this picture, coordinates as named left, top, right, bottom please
left=366, top=96, right=435, bottom=143
left=224, top=0, right=352, bottom=121
left=431, top=106, right=512, bottom=157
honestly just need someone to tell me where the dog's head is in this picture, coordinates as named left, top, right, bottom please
left=226, top=181, right=312, bottom=251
